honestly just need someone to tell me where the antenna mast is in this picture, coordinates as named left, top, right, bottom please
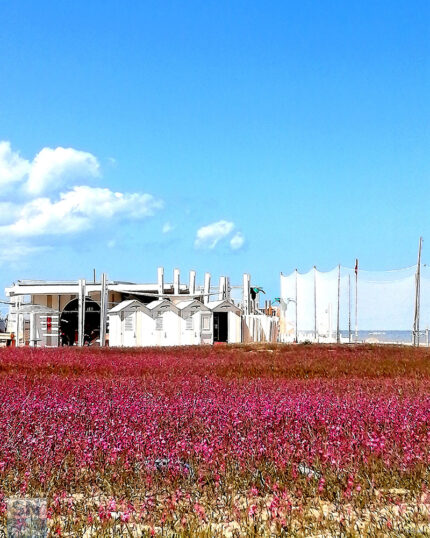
left=413, top=237, right=423, bottom=346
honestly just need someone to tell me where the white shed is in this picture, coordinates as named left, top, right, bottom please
left=207, top=300, right=242, bottom=343
left=176, top=299, right=213, bottom=345
left=108, top=300, right=151, bottom=347
left=146, top=299, right=181, bottom=346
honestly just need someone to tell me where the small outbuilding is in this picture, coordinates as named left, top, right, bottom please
left=146, top=299, right=180, bottom=346
left=108, top=300, right=151, bottom=347
left=176, top=299, right=213, bottom=345
left=207, top=300, right=242, bottom=343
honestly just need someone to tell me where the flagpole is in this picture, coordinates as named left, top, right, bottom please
left=413, top=237, right=423, bottom=346
left=295, top=269, right=298, bottom=343
left=314, top=266, right=317, bottom=342
left=336, top=264, right=341, bottom=344
left=354, top=259, right=358, bottom=342
left=348, top=274, right=351, bottom=343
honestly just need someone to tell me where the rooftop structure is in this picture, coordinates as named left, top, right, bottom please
left=3, top=268, right=276, bottom=347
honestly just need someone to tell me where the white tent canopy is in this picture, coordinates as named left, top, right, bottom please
left=280, top=265, right=428, bottom=343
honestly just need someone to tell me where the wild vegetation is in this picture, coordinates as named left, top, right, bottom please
left=1, top=344, right=430, bottom=536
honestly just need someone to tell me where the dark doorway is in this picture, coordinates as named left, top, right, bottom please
left=60, top=298, right=100, bottom=346
left=213, top=312, right=228, bottom=342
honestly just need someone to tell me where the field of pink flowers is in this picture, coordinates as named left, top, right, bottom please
left=1, top=344, right=430, bottom=536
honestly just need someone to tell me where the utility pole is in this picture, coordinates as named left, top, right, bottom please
left=242, top=273, right=250, bottom=314
left=295, top=269, right=298, bottom=343
left=99, top=273, right=108, bottom=347
left=78, top=279, right=86, bottom=347
left=348, top=274, right=351, bottom=343
left=15, top=297, right=21, bottom=347
left=354, top=259, right=359, bottom=342
left=336, top=264, right=341, bottom=344
left=413, top=237, right=423, bottom=346
left=313, top=266, right=317, bottom=342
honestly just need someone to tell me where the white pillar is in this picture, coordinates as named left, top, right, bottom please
left=157, top=267, right=164, bottom=296
left=218, top=276, right=226, bottom=300
left=189, top=270, right=196, bottom=295
left=100, top=273, right=108, bottom=347
left=225, top=277, right=231, bottom=301
left=204, top=273, right=211, bottom=305
left=29, top=312, right=36, bottom=347
left=78, top=279, right=86, bottom=347
left=336, top=264, right=341, bottom=344
left=174, top=268, right=180, bottom=295
left=295, top=269, right=298, bottom=342
left=243, top=273, right=250, bottom=315
left=314, top=266, right=317, bottom=342
left=15, top=297, right=21, bottom=347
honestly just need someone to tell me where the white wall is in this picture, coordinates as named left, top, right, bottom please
left=108, top=314, right=122, bottom=347
left=152, top=310, right=181, bottom=346
left=110, top=306, right=241, bottom=347
left=136, top=311, right=153, bottom=346
left=122, top=310, right=137, bottom=347
left=179, top=311, right=214, bottom=345
left=180, top=311, right=201, bottom=346
left=242, top=314, right=279, bottom=343
left=200, top=312, right=213, bottom=344
left=112, top=309, right=157, bottom=347
left=228, top=311, right=242, bottom=343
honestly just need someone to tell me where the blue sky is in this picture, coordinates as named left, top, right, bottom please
left=0, top=0, right=429, bottom=304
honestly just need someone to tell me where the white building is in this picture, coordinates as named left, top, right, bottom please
left=207, top=299, right=242, bottom=343
left=4, top=268, right=277, bottom=347
left=177, top=299, right=212, bottom=345
left=145, top=299, right=181, bottom=347
left=108, top=300, right=151, bottom=347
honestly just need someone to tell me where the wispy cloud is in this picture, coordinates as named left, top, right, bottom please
left=0, top=141, right=164, bottom=258
left=230, top=232, right=245, bottom=251
left=26, top=146, right=100, bottom=195
left=0, top=186, right=162, bottom=238
left=0, top=241, right=53, bottom=264
left=0, top=141, right=31, bottom=187
left=162, top=221, right=174, bottom=233
left=194, top=220, right=235, bottom=249
left=0, top=141, right=100, bottom=195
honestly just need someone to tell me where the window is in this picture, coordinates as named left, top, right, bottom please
left=156, top=315, right=163, bottom=331
left=202, top=315, right=211, bottom=331
left=186, top=316, right=193, bottom=330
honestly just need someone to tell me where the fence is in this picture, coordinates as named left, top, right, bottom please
left=280, top=264, right=430, bottom=345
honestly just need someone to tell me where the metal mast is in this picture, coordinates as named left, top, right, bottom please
left=295, top=269, right=298, bottom=343
left=313, top=266, right=317, bottom=342
left=354, top=259, right=358, bottom=342
left=336, top=264, right=341, bottom=343
left=413, top=237, right=423, bottom=346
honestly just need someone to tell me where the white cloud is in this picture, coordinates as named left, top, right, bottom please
left=0, top=186, right=163, bottom=238
left=0, top=141, right=164, bottom=261
left=162, top=221, right=174, bottom=233
left=195, top=220, right=235, bottom=249
left=0, top=140, right=100, bottom=195
left=0, top=141, right=31, bottom=187
left=26, top=146, right=100, bottom=195
left=0, top=241, right=52, bottom=264
left=230, top=232, right=245, bottom=250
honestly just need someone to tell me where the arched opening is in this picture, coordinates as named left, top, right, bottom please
left=60, top=298, right=100, bottom=346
